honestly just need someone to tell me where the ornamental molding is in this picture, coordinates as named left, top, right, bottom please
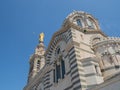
left=92, top=37, right=120, bottom=48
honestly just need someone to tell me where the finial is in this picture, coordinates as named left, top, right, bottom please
left=39, top=32, right=44, bottom=43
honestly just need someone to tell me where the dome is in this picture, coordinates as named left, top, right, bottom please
left=63, top=11, right=100, bottom=30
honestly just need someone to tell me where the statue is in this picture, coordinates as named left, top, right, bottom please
left=39, top=32, right=44, bottom=42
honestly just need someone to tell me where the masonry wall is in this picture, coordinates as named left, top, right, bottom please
left=90, top=74, right=120, bottom=90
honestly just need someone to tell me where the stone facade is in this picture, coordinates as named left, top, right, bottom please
left=24, top=11, right=120, bottom=90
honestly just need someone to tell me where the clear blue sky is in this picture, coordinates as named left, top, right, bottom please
left=0, top=0, right=120, bottom=90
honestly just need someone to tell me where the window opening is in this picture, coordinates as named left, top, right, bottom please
left=76, top=19, right=82, bottom=27
left=87, top=18, right=96, bottom=29
left=61, top=59, right=65, bottom=78
left=37, top=60, right=40, bottom=69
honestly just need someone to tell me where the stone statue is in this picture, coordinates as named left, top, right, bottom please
left=39, top=32, right=44, bottom=42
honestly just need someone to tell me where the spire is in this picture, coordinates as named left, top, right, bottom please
left=28, top=33, right=45, bottom=82
left=35, top=32, right=45, bottom=56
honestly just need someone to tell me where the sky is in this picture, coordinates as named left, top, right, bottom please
left=0, top=0, right=120, bottom=90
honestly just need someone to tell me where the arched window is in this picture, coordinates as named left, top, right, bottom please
left=55, top=47, right=61, bottom=56
left=76, top=19, right=82, bottom=27
left=56, top=64, right=61, bottom=82
left=92, top=37, right=100, bottom=43
left=87, top=18, right=96, bottom=29
left=54, top=58, right=66, bottom=83
left=61, top=59, right=65, bottom=79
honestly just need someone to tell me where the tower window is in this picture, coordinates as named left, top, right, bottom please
left=37, top=60, right=40, bottom=70
left=76, top=19, right=82, bottom=27
left=87, top=18, right=96, bottom=29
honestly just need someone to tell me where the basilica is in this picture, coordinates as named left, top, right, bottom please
left=24, top=11, right=120, bottom=90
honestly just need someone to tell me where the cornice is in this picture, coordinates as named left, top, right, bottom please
left=92, top=37, right=120, bottom=48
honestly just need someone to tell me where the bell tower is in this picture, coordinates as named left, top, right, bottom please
left=28, top=33, right=45, bottom=83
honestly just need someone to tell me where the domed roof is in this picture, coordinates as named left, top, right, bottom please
left=65, top=11, right=86, bottom=19
left=62, top=10, right=100, bottom=30
left=64, top=11, right=96, bottom=22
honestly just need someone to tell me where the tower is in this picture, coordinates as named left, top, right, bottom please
left=28, top=33, right=45, bottom=83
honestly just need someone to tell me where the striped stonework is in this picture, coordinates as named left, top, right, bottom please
left=68, top=46, right=87, bottom=90
left=24, top=11, right=120, bottom=90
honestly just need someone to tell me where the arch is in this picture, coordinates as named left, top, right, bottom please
left=64, top=11, right=85, bottom=28
left=46, top=33, right=68, bottom=64
left=86, top=17, right=97, bottom=29
left=90, top=35, right=103, bottom=45
left=65, top=11, right=85, bottom=21
left=76, top=19, right=82, bottom=27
